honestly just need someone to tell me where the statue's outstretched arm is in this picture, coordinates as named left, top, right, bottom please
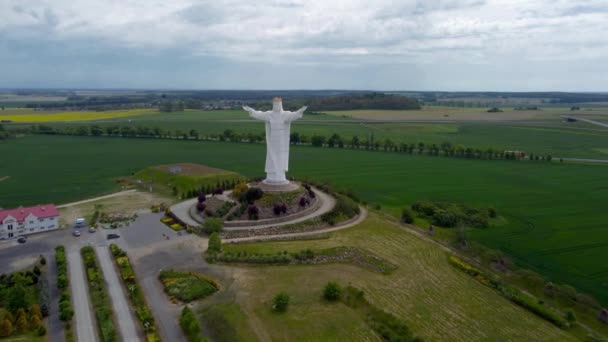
left=243, top=106, right=269, bottom=121
left=285, top=106, right=307, bottom=121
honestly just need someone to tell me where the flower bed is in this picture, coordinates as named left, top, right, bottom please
left=158, top=270, right=219, bottom=303
left=81, top=246, right=117, bottom=342
left=109, top=244, right=162, bottom=341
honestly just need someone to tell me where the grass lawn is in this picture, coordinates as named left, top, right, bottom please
left=199, top=302, right=260, bottom=342
left=224, top=213, right=577, bottom=341
left=1, top=135, right=608, bottom=306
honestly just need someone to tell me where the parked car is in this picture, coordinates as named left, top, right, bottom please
left=17, top=236, right=27, bottom=243
left=72, top=230, right=81, bottom=237
left=107, top=233, right=120, bottom=240
left=75, top=218, right=86, bottom=228
left=88, top=227, right=97, bottom=233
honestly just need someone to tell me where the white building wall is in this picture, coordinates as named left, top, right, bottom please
left=0, top=214, right=59, bottom=239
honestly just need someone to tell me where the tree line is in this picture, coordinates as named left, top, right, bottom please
left=306, top=92, right=421, bottom=111
left=27, top=124, right=553, bottom=162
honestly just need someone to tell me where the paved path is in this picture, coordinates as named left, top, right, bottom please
left=68, top=249, right=98, bottom=342
left=95, top=246, right=140, bottom=342
left=561, top=115, right=608, bottom=129
left=170, top=198, right=200, bottom=227
left=171, top=188, right=337, bottom=231
left=225, top=206, right=367, bottom=242
left=559, top=157, right=608, bottom=164
left=57, top=189, right=137, bottom=208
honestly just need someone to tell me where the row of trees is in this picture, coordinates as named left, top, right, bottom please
left=28, top=125, right=553, bottom=162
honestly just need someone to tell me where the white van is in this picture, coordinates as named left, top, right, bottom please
left=75, top=218, right=86, bottom=227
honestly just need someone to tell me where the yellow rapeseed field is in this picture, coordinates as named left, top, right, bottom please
left=0, top=109, right=157, bottom=122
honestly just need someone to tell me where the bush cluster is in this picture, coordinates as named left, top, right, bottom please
left=207, top=233, right=222, bottom=254
left=273, top=203, right=288, bottom=216
left=321, top=194, right=360, bottom=225
left=240, top=187, right=264, bottom=204
left=412, top=200, right=494, bottom=228
left=210, top=250, right=291, bottom=264
left=179, top=306, right=207, bottom=342
left=109, top=244, right=161, bottom=341
left=272, top=292, right=290, bottom=312
left=81, top=246, right=117, bottom=342
left=323, top=282, right=342, bottom=301
left=54, top=246, right=74, bottom=323
left=204, top=218, right=223, bottom=234
left=247, top=205, right=260, bottom=220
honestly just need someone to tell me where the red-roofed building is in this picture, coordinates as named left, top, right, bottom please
left=0, top=204, right=59, bottom=239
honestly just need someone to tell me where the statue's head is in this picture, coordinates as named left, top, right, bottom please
left=272, top=97, right=283, bottom=112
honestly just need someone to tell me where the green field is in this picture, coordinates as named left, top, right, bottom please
left=14, top=108, right=608, bottom=158
left=1, top=134, right=608, bottom=306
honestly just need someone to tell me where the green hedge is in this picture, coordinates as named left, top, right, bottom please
left=109, top=244, right=162, bottom=341
left=179, top=306, right=208, bottom=342
left=449, top=255, right=568, bottom=328
left=55, top=245, right=75, bottom=341
left=81, top=246, right=117, bottom=342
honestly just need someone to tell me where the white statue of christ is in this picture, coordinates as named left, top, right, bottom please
left=243, top=97, right=306, bottom=185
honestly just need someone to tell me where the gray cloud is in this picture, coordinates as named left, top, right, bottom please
left=0, top=0, right=607, bottom=90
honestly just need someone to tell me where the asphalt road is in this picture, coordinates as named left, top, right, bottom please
left=96, top=246, right=140, bottom=341
left=68, top=248, right=98, bottom=342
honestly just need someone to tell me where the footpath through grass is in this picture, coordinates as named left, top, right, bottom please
left=1, top=135, right=607, bottom=306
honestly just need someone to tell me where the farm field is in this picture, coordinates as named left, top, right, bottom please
left=0, top=108, right=158, bottom=122
left=1, top=135, right=608, bottom=305
left=219, top=213, right=576, bottom=341
left=12, top=108, right=608, bottom=158
left=325, top=106, right=608, bottom=121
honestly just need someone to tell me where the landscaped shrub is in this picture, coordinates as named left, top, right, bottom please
left=272, top=292, right=290, bottom=312
left=232, top=182, right=249, bottom=199
left=273, top=203, right=288, bottom=216
left=179, top=306, right=207, bottom=342
left=400, top=207, right=414, bottom=224
left=299, top=196, right=310, bottom=207
left=241, top=187, right=264, bottom=204
left=196, top=202, right=206, bottom=212
left=197, top=192, right=207, bottom=203
left=323, top=281, right=342, bottom=301
left=213, top=201, right=236, bottom=218
left=207, top=233, right=222, bottom=254
left=247, top=204, right=260, bottom=220
left=321, top=194, right=360, bottom=225
left=204, top=218, right=223, bottom=234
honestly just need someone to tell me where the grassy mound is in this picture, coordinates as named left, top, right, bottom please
left=134, top=162, right=245, bottom=198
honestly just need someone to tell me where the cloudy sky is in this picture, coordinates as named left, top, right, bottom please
left=1, top=0, right=607, bottom=91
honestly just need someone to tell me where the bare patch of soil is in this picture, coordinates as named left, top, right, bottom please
left=153, top=163, right=233, bottom=176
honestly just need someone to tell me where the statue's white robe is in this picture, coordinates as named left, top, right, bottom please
left=249, top=110, right=302, bottom=174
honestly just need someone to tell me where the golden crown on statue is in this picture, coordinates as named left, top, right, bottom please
left=273, top=97, right=282, bottom=102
